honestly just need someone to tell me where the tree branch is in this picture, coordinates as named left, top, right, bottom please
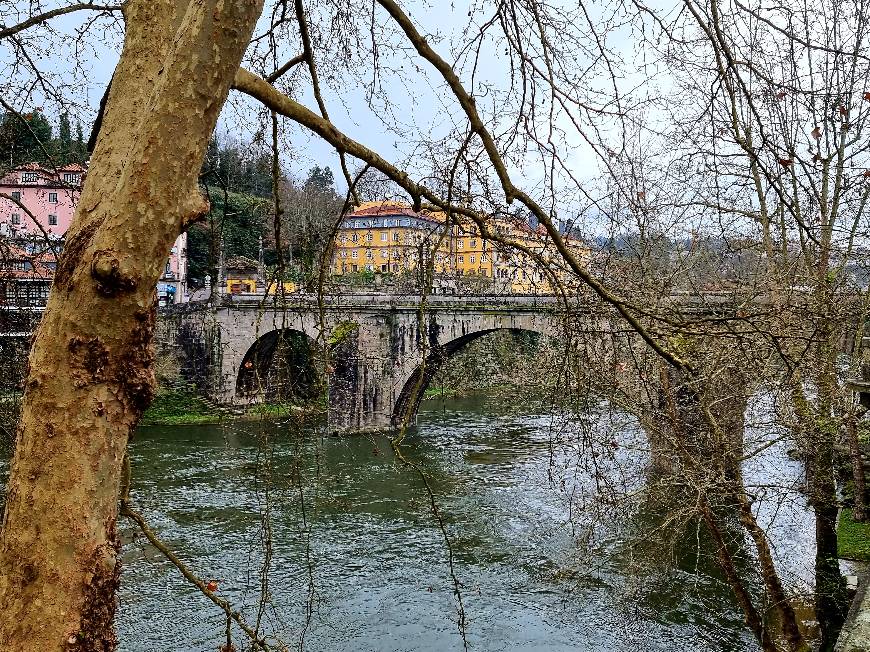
left=0, top=3, right=121, bottom=40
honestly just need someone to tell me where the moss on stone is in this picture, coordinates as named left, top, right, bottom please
left=328, top=321, right=359, bottom=347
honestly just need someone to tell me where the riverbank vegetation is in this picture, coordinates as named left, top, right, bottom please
left=424, top=330, right=559, bottom=405
left=141, top=388, right=318, bottom=426
left=838, top=510, right=870, bottom=562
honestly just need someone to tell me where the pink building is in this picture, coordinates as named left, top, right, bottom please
left=0, top=163, right=188, bottom=305
left=157, top=231, right=188, bottom=306
left=0, top=162, right=82, bottom=240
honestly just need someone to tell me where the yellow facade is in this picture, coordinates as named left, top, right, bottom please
left=331, top=202, right=591, bottom=294
left=331, top=202, right=450, bottom=276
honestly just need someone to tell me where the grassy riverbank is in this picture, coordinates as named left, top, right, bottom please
left=838, top=508, right=870, bottom=561
left=423, top=383, right=516, bottom=402
left=140, top=389, right=320, bottom=426
left=139, top=389, right=225, bottom=426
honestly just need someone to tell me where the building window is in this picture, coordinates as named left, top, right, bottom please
left=470, top=239, right=477, bottom=248
left=351, top=233, right=358, bottom=243
left=392, top=264, right=399, bottom=272
left=392, top=232, right=400, bottom=242
left=366, top=232, right=373, bottom=241
left=365, top=264, right=373, bottom=271
left=48, top=192, right=58, bottom=203
left=340, top=250, right=348, bottom=258
left=21, top=172, right=38, bottom=183
left=11, top=214, right=20, bottom=225
left=380, top=232, right=388, bottom=241
left=380, top=264, right=388, bottom=272
left=380, top=249, right=388, bottom=258
left=351, top=250, right=358, bottom=259
left=458, top=255, right=464, bottom=263
left=470, top=255, right=476, bottom=263
left=63, top=173, right=81, bottom=184
left=48, top=214, right=57, bottom=226
left=366, top=250, right=373, bottom=259
left=339, top=234, right=346, bottom=243
left=11, top=191, right=20, bottom=202
left=402, top=219, right=410, bottom=226
left=481, top=254, right=488, bottom=262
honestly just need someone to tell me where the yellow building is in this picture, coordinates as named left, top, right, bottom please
left=331, top=202, right=591, bottom=294
left=331, top=202, right=450, bottom=275
left=222, top=256, right=298, bottom=295
left=224, top=256, right=259, bottom=294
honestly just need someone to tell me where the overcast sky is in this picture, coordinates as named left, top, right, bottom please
left=1, top=0, right=684, bottom=235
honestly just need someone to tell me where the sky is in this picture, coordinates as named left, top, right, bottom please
left=3, top=3, right=618, bottom=171
left=0, top=0, right=686, bottom=234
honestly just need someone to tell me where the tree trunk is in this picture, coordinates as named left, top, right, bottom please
left=810, top=432, right=849, bottom=650
left=0, top=2, right=262, bottom=650
left=846, top=409, right=867, bottom=522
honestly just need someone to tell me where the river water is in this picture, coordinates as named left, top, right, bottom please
left=112, top=393, right=816, bottom=652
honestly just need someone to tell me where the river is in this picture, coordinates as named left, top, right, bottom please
left=110, top=393, right=816, bottom=651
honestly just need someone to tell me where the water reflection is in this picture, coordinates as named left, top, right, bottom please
left=111, top=394, right=814, bottom=652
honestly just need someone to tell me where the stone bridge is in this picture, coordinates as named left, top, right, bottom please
left=157, top=293, right=623, bottom=433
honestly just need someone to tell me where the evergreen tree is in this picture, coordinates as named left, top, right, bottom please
left=58, top=113, right=72, bottom=164
left=304, top=165, right=335, bottom=195
left=0, top=109, right=53, bottom=168
left=73, top=120, right=86, bottom=163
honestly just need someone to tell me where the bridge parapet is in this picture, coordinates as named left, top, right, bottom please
left=155, top=291, right=771, bottom=435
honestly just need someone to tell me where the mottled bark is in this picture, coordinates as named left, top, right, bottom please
left=0, top=1, right=262, bottom=650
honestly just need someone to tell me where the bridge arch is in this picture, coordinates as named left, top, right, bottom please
left=235, top=327, right=323, bottom=402
left=391, top=326, right=553, bottom=427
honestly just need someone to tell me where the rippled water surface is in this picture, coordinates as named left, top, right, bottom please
left=0, top=393, right=813, bottom=650
left=107, top=394, right=819, bottom=652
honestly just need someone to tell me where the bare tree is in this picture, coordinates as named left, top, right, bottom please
left=1, top=0, right=866, bottom=650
